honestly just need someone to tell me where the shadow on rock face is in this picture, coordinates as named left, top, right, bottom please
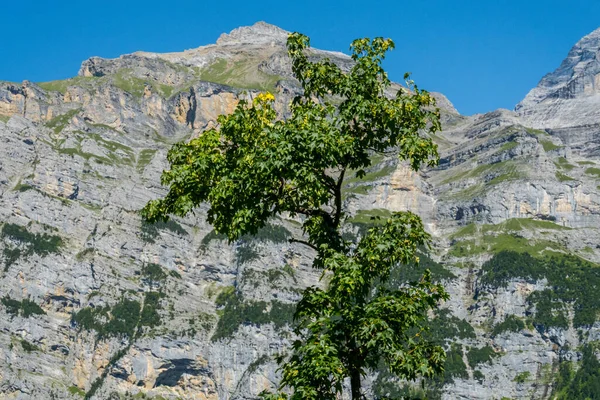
left=154, top=358, right=212, bottom=387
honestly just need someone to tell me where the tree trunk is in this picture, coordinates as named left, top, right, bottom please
left=350, top=368, right=362, bottom=400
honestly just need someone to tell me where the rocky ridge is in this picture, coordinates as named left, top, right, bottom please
left=0, top=22, right=599, bottom=399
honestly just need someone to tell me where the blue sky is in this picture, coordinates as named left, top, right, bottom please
left=2, top=0, right=599, bottom=115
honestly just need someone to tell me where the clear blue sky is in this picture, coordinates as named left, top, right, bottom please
left=2, top=0, right=599, bottom=115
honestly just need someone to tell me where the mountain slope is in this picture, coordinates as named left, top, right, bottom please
left=0, top=22, right=599, bottom=400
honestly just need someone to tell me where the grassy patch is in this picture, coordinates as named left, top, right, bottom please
left=68, top=386, right=86, bottom=397
left=555, top=157, right=576, bottom=171
left=37, top=76, right=99, bottom=94
left=345, top=208, right=394, bottom=237
left=514, top=371, right=531, bottom=384
left=183, top=312, right=217, bottom=337
left=136, top=149, right=157, bottom=173
left=584, top=167, right=600, bottom=178
left=526, top=127, right=548, bottom=136
left=169, top=269, right=182, bottom=279
left=113, top=69, right=148, bottom=98
left=344, top=184, right=371, bottom=196
left=443, top=160, right=524, bottom=198
left=582, top=246, right=594, bottom=254
left=243, top=266, right=299, bottom=289
left=197, top=58, right=282, bottom=92
left=75, top=247, right=95, bottom=261
left=344, top=164, right=396, bottom=187
left=449, top=218, right=569, bottom=258
left=57, top=147, right=110, bottom=164
left=14, top=182, right=35, bottom=192
left=0, top=115, right=10, bottom=123
left=111, top=68, right=178, bottom=98
left=44, top=109, right=81, bottom=134
left=84, top=132, right=134, bottom=156
left=556, top=171, right=576, bottom=182
left=450, top=234, right=563, bottom=258
left=500, top=141, right=518, bottom=152
left=577, top=161, right=596, bottom=166
left=540, top=139, right=562, bottom=152
left=53, top=130, right=135, bottom=166
left=452, top=218, right=569, bottom=239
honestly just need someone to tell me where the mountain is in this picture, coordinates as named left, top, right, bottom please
left=516, top=27, right=600, bottom=157
left=0, top=22, right=599, bottom=399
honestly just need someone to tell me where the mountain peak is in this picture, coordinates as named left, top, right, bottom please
left=216, top=21, right=289, bottom=46
left=516, top=26, right=600, bottom=128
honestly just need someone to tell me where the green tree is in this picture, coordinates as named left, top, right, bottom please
left=142, top=32, right=448, bottom=399
left=554, top=345, right=600, bottom=400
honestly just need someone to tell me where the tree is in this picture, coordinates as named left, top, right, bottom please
left=142, top=32, right=448, bottom=399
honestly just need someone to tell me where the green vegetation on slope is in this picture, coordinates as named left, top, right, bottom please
left=584, top=167, right=600, bottom=178
left=1, top=223, right=63, bottom=270
left=72, top=298, right=142, bottom=339
left=388, top=252, right=457, bottom=284
left=136, top=149, right=157, bottom=173
left=44, top=109, right=81, bottom=134
left=53, top=129, right=136, bottom=166
left=449, top=218, right=568, bottom=258
left=37, top=76, right=100, bottom=94
left=443, top=160, right=525, bottom=199
left=140, top=263, right=168, bottom=285
left=555, top=157, right=576, bottom=171
left=113, top=69, right=149, bottom=98
left=20, top=339, right=41, bottom=353
left=452, top=218, right=569, bottom=239
left=211, top=287, right=295, bottom=341
left=480, top=251, right=600, bottom=328
left=540, top=139, right=562, bottom=152
left=1, top=296, right=45, bottom=318
left=492, top=314, right=527, bottom=336
left=553, top=345, right=600, bottom=399
left=197, top=58, right=282, bottom=92
left=556, top=171, right=576, bottom=182
left=467, top=345, right=501, bottom=369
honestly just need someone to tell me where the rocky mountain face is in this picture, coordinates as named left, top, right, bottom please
left=1, top=21, right=600, bottom=400
left=516, top=27, right=600, bottom=157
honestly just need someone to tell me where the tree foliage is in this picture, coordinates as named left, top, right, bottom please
left=142, top=31, right=447, bottom=399
left=554, top=345, right=600, bottom=399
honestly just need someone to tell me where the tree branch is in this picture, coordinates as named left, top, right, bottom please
left=333, top=167, right=346, bottom=229
left=289, top=237, right=318, bottom=251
